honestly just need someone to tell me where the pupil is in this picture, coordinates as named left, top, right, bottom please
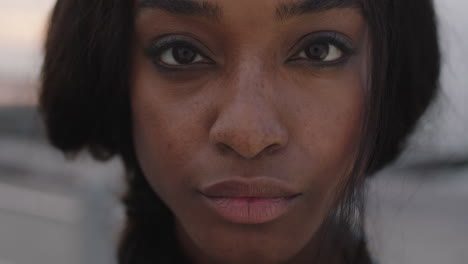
left=173, top=46, right=196, bottom=64
left=306, top=44, right=329, bottom=60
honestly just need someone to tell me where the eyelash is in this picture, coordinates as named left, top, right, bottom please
left=145, top=32, right=355, bottom=71
left=288, top=32, right=355, bottom=67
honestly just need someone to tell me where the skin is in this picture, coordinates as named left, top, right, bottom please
left=131, top=0, right=369, bottom=263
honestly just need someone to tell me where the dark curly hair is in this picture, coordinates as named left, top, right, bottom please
left=39, top=0, right=440, bottom=263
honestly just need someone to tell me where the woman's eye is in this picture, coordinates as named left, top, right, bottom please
left=296, top=43, right=344, bottom=62
left=159, top=45, right=207, bottom=66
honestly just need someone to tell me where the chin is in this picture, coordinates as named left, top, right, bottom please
left=176, top=215, right=319, bottom=264
left=201, top=242, right=295, bottom=264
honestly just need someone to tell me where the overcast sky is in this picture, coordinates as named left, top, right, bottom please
left=0, top=0, right=54, bottom=80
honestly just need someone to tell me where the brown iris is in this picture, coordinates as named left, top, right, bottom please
left=172, top=46, right=197, bottom=64
left=305, top=43, right=329, bottom=61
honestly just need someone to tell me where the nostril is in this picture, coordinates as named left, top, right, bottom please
left=216, top=141, right=284, bottom=158
left=217, top=142, right=234, bottom=154
left=263, top=143, right=284, bottom=154
left=265, top=143, right=282, bottom=155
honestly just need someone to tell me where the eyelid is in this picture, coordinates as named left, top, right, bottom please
left=145, top=34, right=215, bottom=65
left=287, top=31, right=356, bottom=62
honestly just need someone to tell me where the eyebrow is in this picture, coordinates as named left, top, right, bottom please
left=137, top=0, right=361, bottom=22
left=276, top=0, right=362, bottom=21
left=137, top=0, right=222, bottom=22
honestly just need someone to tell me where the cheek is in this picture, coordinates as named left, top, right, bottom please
left=281, top=71, right=364, bottom=231
left=287, top=70, right=364, bottom=182
left=132, top=101, right=198, bottom=167
left=130, top=72, right=209, bottom=202
left=309, top=87, right=361, bottom=167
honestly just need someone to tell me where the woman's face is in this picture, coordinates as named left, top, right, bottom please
left=131, top=0, right=368, bottom=263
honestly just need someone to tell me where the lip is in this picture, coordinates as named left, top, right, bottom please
left=200, top=178, right=302, bottom=224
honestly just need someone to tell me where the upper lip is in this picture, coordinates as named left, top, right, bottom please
left=200, top=178, right=301, bottom=198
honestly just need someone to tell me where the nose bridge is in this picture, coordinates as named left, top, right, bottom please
left=209, top=61, right=288, bottom=159
left=233, top=59, right=270, bottom=105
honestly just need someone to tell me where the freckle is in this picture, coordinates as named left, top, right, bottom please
left=165, top=141, right=174, bottom=152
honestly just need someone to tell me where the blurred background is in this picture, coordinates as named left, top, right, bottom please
left=0, top=0, right=467, bottom=264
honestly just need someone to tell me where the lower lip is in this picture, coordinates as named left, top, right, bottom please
left=202, top=195, right=299, bottom=224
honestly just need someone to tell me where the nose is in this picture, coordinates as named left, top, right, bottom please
left=209, top=68, right=289, bottom=159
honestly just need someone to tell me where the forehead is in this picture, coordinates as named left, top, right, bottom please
left=136, top=0, right=362, bottom=22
